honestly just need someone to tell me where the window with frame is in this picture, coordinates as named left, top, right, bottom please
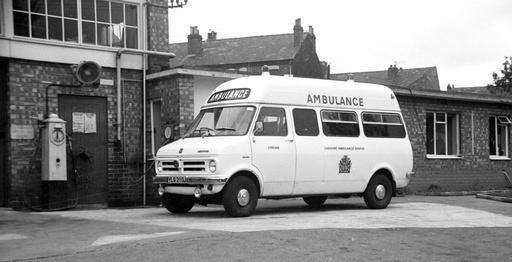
left=362, top=112, right=406, bottom=138
left=321, top=110, right=359, bottom=137
left=292, top=108, right=319, bottom=136
left=12, top=0, right=138, bottom=48
left=254, top=107, right=287, bottom=137
left=426, top=112, right=459, bottom=156
left=489, top=115, right=511, bottom=158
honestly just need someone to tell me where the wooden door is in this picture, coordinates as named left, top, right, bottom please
left=59, top=95, right=107, bottom=204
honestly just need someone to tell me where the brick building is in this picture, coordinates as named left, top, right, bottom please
left=333, top=66, right=512, bottom=192
left=0, top=0, right=173, bottom=207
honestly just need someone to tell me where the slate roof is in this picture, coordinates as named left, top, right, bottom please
left=168, top=33, right=302, bottom=68
left=331, top=66, right=440, bottom=90
left=448, top=86, right=492, bottom=94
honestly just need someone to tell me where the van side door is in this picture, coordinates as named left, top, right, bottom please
left=250, top=106, right=296, bottom=196
left=290, top=108, right=325, bottom=195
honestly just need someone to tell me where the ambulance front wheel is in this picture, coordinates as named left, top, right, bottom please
left=162, top=193, right=195, bottom=214
left=222, top=176, right=258, bottom=217
left=364, top=174, right=392, bottom=209
left=303, top=196, right=327, bottom=208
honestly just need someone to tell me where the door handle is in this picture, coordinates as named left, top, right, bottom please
left=285, top=139, right=294, bottom=143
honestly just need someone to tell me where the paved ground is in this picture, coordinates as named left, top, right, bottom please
left=1, top=195, right=511, bottom=261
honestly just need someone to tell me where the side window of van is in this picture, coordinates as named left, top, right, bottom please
left=254, top=107, right=288, bottom=136
left=293, top=108, right=319, bottom=136
left=321, top=110, right=359, bottom=137
left=362, top=113, right=406, bottom=138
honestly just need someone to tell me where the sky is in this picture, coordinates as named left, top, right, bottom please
left=168, top=0, right=512, bottom=90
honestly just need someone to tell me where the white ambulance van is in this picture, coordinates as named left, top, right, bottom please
left=154, top=75, right=414, bottom=217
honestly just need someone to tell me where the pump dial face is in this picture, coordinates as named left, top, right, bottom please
left=51, top=129, right=65, bottom=145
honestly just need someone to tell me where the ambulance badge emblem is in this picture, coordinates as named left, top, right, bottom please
left=339, top=155, right=352, bottom=174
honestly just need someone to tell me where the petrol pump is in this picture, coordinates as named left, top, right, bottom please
left=41, top=114, right=68, bottom=208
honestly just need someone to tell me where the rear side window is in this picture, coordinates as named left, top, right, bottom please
left=293, top=108, right=319, bottom=136
left=362, top=113, right=406, bottom=138
left=321, top=110, right=359, bottom=137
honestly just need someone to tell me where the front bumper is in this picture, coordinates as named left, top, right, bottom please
left=153, top=175, right=228, bottom=185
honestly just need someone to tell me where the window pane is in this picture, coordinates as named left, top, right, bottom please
left=48, top=17, right=62, bottom=40
left=30, top=0, right=45, bottom=14
left=363, top=113, right=381, bottom=123
left=64, top=19, right=78, bottom=42
left=489, top=117, right=496, bottom=155
left=63, top=0, right=77, bottom=18
left=97, top=23, right=110, bottom=46
left=126, top=27, right=138, bottom=49
left=436, top=113, right=445, bottom=122
left=47, top=0, right=62, bottom=16
left=97, top=0, right=110, bottom=23
left=81, top=0, right=94, bottom=20
left=498, top=125, right=507, bottom=156
left=435, top=123, right=446, bottom=155
left=31, top=14, right=46, bottom=38
left=13, top=0, right=29, bottom=11
left=383, top=114, right=401, bottom=124
left=111, top=2, right=123, bottom=24
left=125, top=4, right=137, bottom=26
left=322, top=111, right=339, bottom=121
left=339, top=112, right=357, bottom=122
left=255, top=107, right=287, bottom=136
left=82, top=21, right=95, bottom=44
left=447, top=114, right=458, bottom=155
left=13, top=12, right=30, bottom=36
left=293, top=109, right=319, bottom=136
left=111, top=24, right=124, bottom=47
left=323, top=122, right=359, bottom=137
left=426, top=112, right=434, bottom=154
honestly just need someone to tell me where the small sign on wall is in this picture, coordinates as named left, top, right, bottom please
left=10, top=124, right=35, bottom=139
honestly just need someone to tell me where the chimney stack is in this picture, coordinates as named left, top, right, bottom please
left=293, top=18, right=303, bottom=47
left=207, top=31, right=217, bottom=41
left=387, top=65, right=398, bottom=80
left=187, top=26, right=203, bottom=55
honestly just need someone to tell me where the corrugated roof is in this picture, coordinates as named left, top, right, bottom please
left=331, top=67, right=440, bottom=90
left=169, top=33, right=302, bottom=68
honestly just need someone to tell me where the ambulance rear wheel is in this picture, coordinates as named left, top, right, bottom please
left=222, top=176, right=258, bottom=217
left=364, top=174, right=392, bottom=209
left=162, top=193, right=195, bottom=214
left=303, top=196, right=327, bottom=208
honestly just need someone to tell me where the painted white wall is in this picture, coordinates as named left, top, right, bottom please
left=193, top=76, right=232, bottom=116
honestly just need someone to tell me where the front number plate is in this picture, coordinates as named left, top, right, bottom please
left=168, top=176, right=187, bottom=184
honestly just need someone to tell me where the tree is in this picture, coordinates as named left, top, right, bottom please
left=488, top=56, right=512, bottom=93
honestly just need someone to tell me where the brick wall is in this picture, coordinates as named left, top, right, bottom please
left=398, top=95, right=512, bottom=192
left=6, top=59, right=145, bottom=207
left=147, top=0, right=170, bottom=72
left=146, top=74, right=194, bottom=203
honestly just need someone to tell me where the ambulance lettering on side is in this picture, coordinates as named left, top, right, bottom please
left=154, top=74, right=414, bottom=217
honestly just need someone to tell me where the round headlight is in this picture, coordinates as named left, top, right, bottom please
left=156, top=161, right=163, bottom=172
left=208, top=160, right=216, bottom=173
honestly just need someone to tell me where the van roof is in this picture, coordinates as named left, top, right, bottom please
left=204, top=75, right=401, bottom=112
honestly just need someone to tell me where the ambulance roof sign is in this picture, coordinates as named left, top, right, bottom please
left=208, top=88, right=251, bottom=103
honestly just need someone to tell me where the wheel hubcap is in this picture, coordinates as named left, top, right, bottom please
left=237, top=189, right=250, bottom=206
left=375, top=185, right=386, bottom=200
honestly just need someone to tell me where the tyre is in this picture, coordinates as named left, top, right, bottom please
left=303, top=196, right=328, bottom=208
left=222, top=176, right=258, bottom=217
left=363, top=174, right=393, bottom=209
left=162, top=193, right=195, bottom=214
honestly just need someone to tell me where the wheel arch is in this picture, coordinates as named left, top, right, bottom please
left=367, top=167, right=397, bottom=196
left=225, top=170, right=262, bottom=197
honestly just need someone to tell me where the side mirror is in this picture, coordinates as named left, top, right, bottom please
left=254, top=121, right=263, bottom=135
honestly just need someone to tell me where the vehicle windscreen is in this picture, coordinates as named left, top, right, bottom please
left=183, top=106, right=256, bottom=138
